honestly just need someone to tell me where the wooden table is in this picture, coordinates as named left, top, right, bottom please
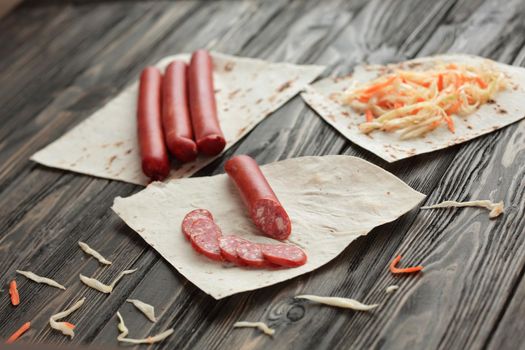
left=1, top=0, right=524, bottom=349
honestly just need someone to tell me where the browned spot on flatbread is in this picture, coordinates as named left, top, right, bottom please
left=255, top=98, right=263, bottom=104
left=341, top=111, right=350, bottom=117
left=407, top=62, right=422, bottom=69
left=497, top=107, right=507, bottom=114
left=214, top=88, right=221, bottom=94
left=268, top=95, right=276, bottom=103
left=100, top=144, right=110, bottom=148
left=327, top=115, right=336, bottom=122
left=228, top=89, right=240, bottom=99
left=108, top=155, right=117, bottom=167
left=224, top=61, right=235, bottom=72
left=125, top=149, right=132, bottom=154
left=114, top=141, right=124, bottom=147
left=487, top=99, right=496, bottom=104
left=237, top=126, right=247, bottom=137
left=277, top=81, right=292, bottom=92
left=328, top=93, right=340, bottom=101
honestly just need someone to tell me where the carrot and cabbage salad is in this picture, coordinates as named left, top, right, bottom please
left=342, top=63, right=506, bottom=139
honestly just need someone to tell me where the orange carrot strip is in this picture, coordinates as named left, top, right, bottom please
left=437, top=74, right=444, bottom=91
left=475, top=77, right=488, bottom=89
left=444, top=115, right=455, bottom=133
left=393, top=101, right=404, bottom=109
left=63, top=322, right=76, bottom=330
left=390, top=255, right=423, bottom=274
left=358, top=94, right=371, bottom=103
left=455, top=74, right=464, bottom=88
left=430, top=121, right=441, bottom=129
left=9, top=280, right=20, bottom=306
left=365, top=109, right=374, bottom=122
left=6, top=322, right=30, bottom=344
left=362, top=76, right=396, bottom=94
left=447, top=63, right=457, bottom=69
left=446, top=99, right=462, bottom=115
left=377, top=100, right=392, bottom=109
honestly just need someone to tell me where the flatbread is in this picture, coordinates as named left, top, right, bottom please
left=301, top=54, right=525, bottom=162
left=31, top=52, right=325, bottom=185
left=112, top=155, right=425, bottom=299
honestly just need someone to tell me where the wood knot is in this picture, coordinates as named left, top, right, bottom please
left=286, top=304, right=305, bottom=322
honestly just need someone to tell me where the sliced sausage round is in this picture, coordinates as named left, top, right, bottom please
left=190, top=233, right=223, bottom=261
left=181, top=209, right=214, bottom=240
left=261, top=243, right=307, bottom=267
left=218, top=235, right=248, bottom=264
left=236, top=241, right=268, bottom=267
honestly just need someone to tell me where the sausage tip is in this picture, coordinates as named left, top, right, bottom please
left=167, top=136, right=198, bottom=162
left=197, top=134, right=226, bottom=156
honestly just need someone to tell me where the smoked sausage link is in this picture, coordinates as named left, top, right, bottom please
left=224, top=155, right=292, bottom=240
left=162, top=61, right=198, bottom=162
left=137, top=67, right=170, bottom=181
left=188, top=50, right=226, bottom=156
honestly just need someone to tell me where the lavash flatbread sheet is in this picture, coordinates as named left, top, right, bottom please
left=112, top=155, right=425, bottom=299
left=301, top=54, right=525, bottom=162
left=31, top=52, right=325, bottom=185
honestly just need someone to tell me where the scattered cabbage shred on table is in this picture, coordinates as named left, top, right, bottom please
left=341, top=62, right=506, bottom=139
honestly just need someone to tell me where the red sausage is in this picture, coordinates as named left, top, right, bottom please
left=162, top=61, right=198, bottom=162
left=224, top=155, right=292, bottom=240
left=188, top=50, right=226, bottom=156
left=137, top=67, right=170, bottom=181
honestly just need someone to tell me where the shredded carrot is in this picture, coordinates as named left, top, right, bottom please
left=63, top=322, right=76, bottom=330
left=393, top=101, right=404, bottom=109
left=475, top=77, right=488, bottom=88
left=389, top=255, right=423, bottom=274
left=6, top=322, right=30, bottom=344
left=437, top=74, right=444, bottom=91
left=447, top=63, right=457, bottom=69
left=444, top=115, right=455, bottom=133
left=362, top=75, right=396, bottom=94
left=446, top=99, right=462, bottom=115
left=430, top=121, right=441, bottom=129
left=365, top=109, right=374, bottom=122
left=9, top=280, right=20, bottom=306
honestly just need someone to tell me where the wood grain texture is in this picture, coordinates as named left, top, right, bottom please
left=0, top=0, right=524, bottom=349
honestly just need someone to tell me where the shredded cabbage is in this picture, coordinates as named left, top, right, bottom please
left=342, top=62, right=506, bottom=139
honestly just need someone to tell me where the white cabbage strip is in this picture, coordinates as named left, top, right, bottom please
left=49, top=297, right=85, bottom=338
left=386, top=285, right=400, bottom=294
left=78, top=241, right=112, bottom=265
left=80, top=269, right=137, bottom=294
left=233, top=321, right=275, bottom=336
left=16, top=270, right=66, bottom=290
left=116, top=312, right=173, bottom=344
left=295, top=295, right=379, bottom=311
left=421, top=200, right=504, bottom=218
left=126, top=299, right=156, bottom=322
